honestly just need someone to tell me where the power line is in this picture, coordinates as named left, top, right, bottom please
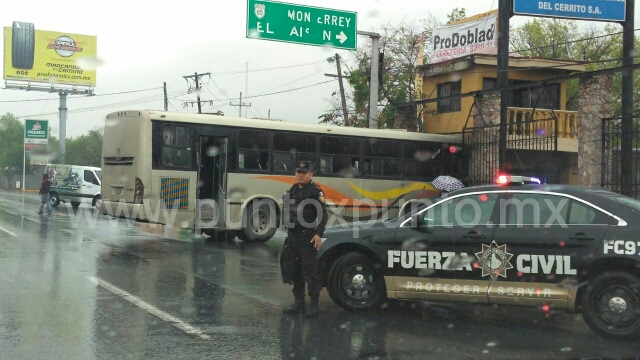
left=261, top=66, right=334, bottom=93
left=14, top=79, right=334, bottom=119
left=252, top=106, right=267, bottom=118
left=168, top=101, right=180, bottom=112
left=0, top=87, right=163, bottom=103
left=210, top=78, right=231, bottom=98
left=509, top=28, right=640, bottom=55
left=232, top=80, right=336, bottom=101
left=209, top=60, right=326, bottom=76
left=202, top=84, right=226, bottom=105
left=16, top=90, right=189, bottom=118
left=247, top=107, right=261, bottom=118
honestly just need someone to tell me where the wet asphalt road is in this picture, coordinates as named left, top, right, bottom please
left=0, top=191, right=639, bottom=359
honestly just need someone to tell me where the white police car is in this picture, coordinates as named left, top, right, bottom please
left=318, top=175, right=640, bottom=339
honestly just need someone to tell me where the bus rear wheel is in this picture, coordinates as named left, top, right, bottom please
left=241, top=200, right=277, bottom=243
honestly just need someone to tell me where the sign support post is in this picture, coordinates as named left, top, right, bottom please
left=24, top=119, right=49, bottom=191
left=498, top=0, right=512, bottom=172
left=22, top=139, right=25, bottom=192
left=59, top=91, right=68, bottom=164
left=621, top=0, right=635, bottom=196
left=357, top=30, right=381, bottom=129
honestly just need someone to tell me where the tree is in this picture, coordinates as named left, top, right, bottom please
left=446, top=8, right=466, bottom=24
left=65, top=127, right=103, bottom=167
left=510, top=19, right=640, bottom=115
left=319, top=14, right=442, bottom=130
left=0, top=113, right=25, bottom=179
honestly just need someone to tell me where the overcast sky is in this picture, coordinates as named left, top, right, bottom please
left=1, top=0, right=635, bottom=139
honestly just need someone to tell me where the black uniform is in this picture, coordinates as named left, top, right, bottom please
left=282, top=179, right=328, bottom=299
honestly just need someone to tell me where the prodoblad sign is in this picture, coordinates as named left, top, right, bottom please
left=513, top=0, right=626, bottom=22
left=430, top=12, right=497, bottom=64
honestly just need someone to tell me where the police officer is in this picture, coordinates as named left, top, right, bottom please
left=282, top=160, right=327, bottom=317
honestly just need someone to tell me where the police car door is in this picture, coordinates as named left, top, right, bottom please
left=388, top=191, right=504, bottom=303
left=491, top=191, right=611, bottom=309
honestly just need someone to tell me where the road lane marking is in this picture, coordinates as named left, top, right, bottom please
left=86, top=277, right=210, bottom=340
left=0, top=226, right=18, bottom=237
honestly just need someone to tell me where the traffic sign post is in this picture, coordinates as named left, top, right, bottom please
left=513, top=0, right=626, bottom=22
left=246, top=0, right=357, bottom=50
left=23, top=119, right=48, bottom=192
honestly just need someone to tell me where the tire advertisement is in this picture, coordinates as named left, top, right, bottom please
left=3, top=21, right=97, bottom=86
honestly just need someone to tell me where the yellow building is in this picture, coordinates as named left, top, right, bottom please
left=417, top=54, right=587, bottom=185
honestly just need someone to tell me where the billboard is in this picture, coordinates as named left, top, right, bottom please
left=430, top=10, right=497, bottom=64
left=4, top=21, right=97, bottom=86
left=25, top=119, right=48, bottom=144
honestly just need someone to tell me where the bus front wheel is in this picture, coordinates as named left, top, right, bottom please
left=241, top=200, right=277, bottom=243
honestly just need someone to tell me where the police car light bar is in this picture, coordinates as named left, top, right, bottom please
left=496, top=175, right=541, bottom=185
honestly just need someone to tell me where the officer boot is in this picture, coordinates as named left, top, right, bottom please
left=306, top=296, right=319, bottom=317
left=283, top=296, right=305, bottom=313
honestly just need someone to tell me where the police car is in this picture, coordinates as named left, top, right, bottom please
left=317, top=175, right=640, bottom=339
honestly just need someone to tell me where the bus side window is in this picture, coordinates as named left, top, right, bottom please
left=319, top=136, right=361, bottom=175
left=320, top=156, right=332, bottom=174
left=238, top=130, right=270, bottom=171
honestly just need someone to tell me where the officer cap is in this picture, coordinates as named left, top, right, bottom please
left=295, top=160, right=313, bottom=173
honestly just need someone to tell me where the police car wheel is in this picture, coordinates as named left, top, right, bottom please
left=49, top=193, right=60, bottom=207
left=328, top=252, right=385, bottom=311
left=241, top=201, right=277, bottom=242
left=581, top=271, right=640, bottom=339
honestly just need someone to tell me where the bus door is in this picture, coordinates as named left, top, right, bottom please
left=197, top=136, right=228, bottom=227
left=215, top=138, right=229, bottom=227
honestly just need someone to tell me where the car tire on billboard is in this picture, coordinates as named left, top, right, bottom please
left=11, top=21, right=35, bottom=70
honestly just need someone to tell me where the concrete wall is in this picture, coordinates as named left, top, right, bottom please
left=0, top=175, right=43, bottom=191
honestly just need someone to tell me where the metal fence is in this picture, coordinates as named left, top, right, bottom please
left=460, top=117, right=562, bottom=186
left=601, top=116, right=640, bottom=199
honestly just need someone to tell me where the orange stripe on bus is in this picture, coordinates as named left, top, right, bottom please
left=253, top=175, right=426, bottom=207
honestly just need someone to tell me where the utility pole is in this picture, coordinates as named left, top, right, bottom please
left=230, top=92, right=251, bottom=118
left=183, top=72, right=210, bottom=114
left=497, top=0, right=512, bottom=172
left=59, top=91, right=68, bottom=164
left=335, top=54, right=349, bottom=124
left=163, top=82, right=168, bottom=111
left=357, top=31, right=381, bottom=129
left=621, top=0, right=635, bottom=196
left=245, top=63, right=249, bottom=118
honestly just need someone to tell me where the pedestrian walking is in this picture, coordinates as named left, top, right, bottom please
left=38, top=173, right=52, bottom=215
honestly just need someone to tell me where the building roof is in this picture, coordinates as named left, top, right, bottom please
left=417, top=53, right=587, bottom=78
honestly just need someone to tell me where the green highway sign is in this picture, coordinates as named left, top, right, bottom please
left=246, top=0, right=357, bottom=50
left=25, top=119, right=48, bottom=145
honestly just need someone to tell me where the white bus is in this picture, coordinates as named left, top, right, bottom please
left=100, top=110, right=464, bottom=242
